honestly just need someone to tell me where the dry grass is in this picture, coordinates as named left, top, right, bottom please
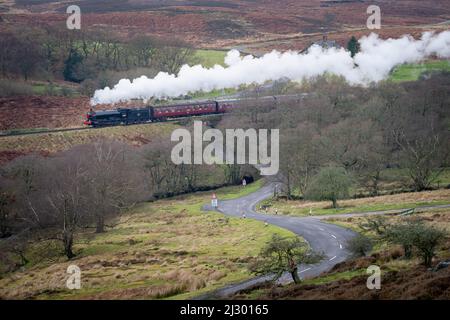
left=0, top=122, right=179, bottom=163
left=0, top=182, right=293, bottom=300
left=243, top=264, right=450, bottom=300
left=262, top=189, right=450, bottom=216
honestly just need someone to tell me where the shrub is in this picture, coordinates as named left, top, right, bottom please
left=386, top=221, right=446, bottom=266
left=410, top=223, right=446, bottom=267
left=347, top=234, right=373, bottom=257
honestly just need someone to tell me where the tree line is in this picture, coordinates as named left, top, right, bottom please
left=0, top=26, right=194, bottom=95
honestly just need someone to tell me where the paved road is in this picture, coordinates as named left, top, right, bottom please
left=199, top=183, right=357, bottom=299
left=199, top=183, right=449, bottom=299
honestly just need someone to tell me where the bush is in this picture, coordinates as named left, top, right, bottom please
left=410, top=223, right=446, bottom=267
left=386, top=221, right=446, bottom=266
left=347, top=234, right=373, bottom=257
left=385, top=222, right=416, bottom=258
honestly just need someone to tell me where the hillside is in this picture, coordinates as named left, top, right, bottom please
left=1, top=0, right=449, bottom=53
left=0, top=0, right=449, bottom=305
left=0, top=181, right=296, bottom=300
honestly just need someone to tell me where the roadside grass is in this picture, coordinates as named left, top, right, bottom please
left=0, top=122, right=179, bottom=155
left=0, top=179, right=297, bottom=300
left=217, top=179, right=264, bottom=200
left=389, top=60, right=450, bottom=82
left=259, top=189, right=450, bottom=217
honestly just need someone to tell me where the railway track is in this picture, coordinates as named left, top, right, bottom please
left=0, top=93, right=307, bottom=138
left=0, top=126, right=91, bottom=138
left=0, top=113, right=224, bottom=138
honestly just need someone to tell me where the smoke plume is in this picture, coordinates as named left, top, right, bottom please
left=91, top=31, right=450, bottom=105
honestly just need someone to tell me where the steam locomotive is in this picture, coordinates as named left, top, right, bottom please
left=83, top=100, right=237, bottom=127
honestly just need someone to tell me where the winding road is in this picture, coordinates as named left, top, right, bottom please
left=200, top=182, right=450, bottom=299
left=200, top=182, right=357, bottom=299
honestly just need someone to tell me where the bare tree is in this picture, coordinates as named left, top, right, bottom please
left=6, top=153, right=89, bottom=259
left=280, top=125, right=319, bottom=198
left=82, top=141, right=143, bottom=233
left=153, top=39, right=194, bottom=74
left=129, top=35, right=158, bottom=67
left=392, top=100, right=449, bottom=191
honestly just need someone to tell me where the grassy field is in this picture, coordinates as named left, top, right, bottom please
left=259, top=188, right=450, bottom=217
left=389, top=60, right=450, bottom=82
left=193, top=49, right=228, bottom=68
left=0, top=180, right=296, bottom=300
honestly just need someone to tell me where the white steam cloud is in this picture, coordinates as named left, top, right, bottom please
left=91, top=31, right=450, bottom=105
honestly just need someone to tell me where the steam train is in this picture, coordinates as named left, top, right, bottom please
left=83, top=94, right=306, bottom=127
left=83, top=100, right=238, bottom=127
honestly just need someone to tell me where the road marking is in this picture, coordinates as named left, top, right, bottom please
left=331, top=234, right=337, bottom=239
left=299, top=267, right=311, bottom=274
left=339, top=244, right=343, bottom=249
left=329, top=256, right=337, bottom=261
left=319, top=227, right=324, bottom=231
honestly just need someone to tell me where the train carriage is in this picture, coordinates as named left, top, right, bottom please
left=83, top=96, right=300, bottom=127
left=152, top=101, right=218, bottom=120
left=217, top=100, right=239, bottom=113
